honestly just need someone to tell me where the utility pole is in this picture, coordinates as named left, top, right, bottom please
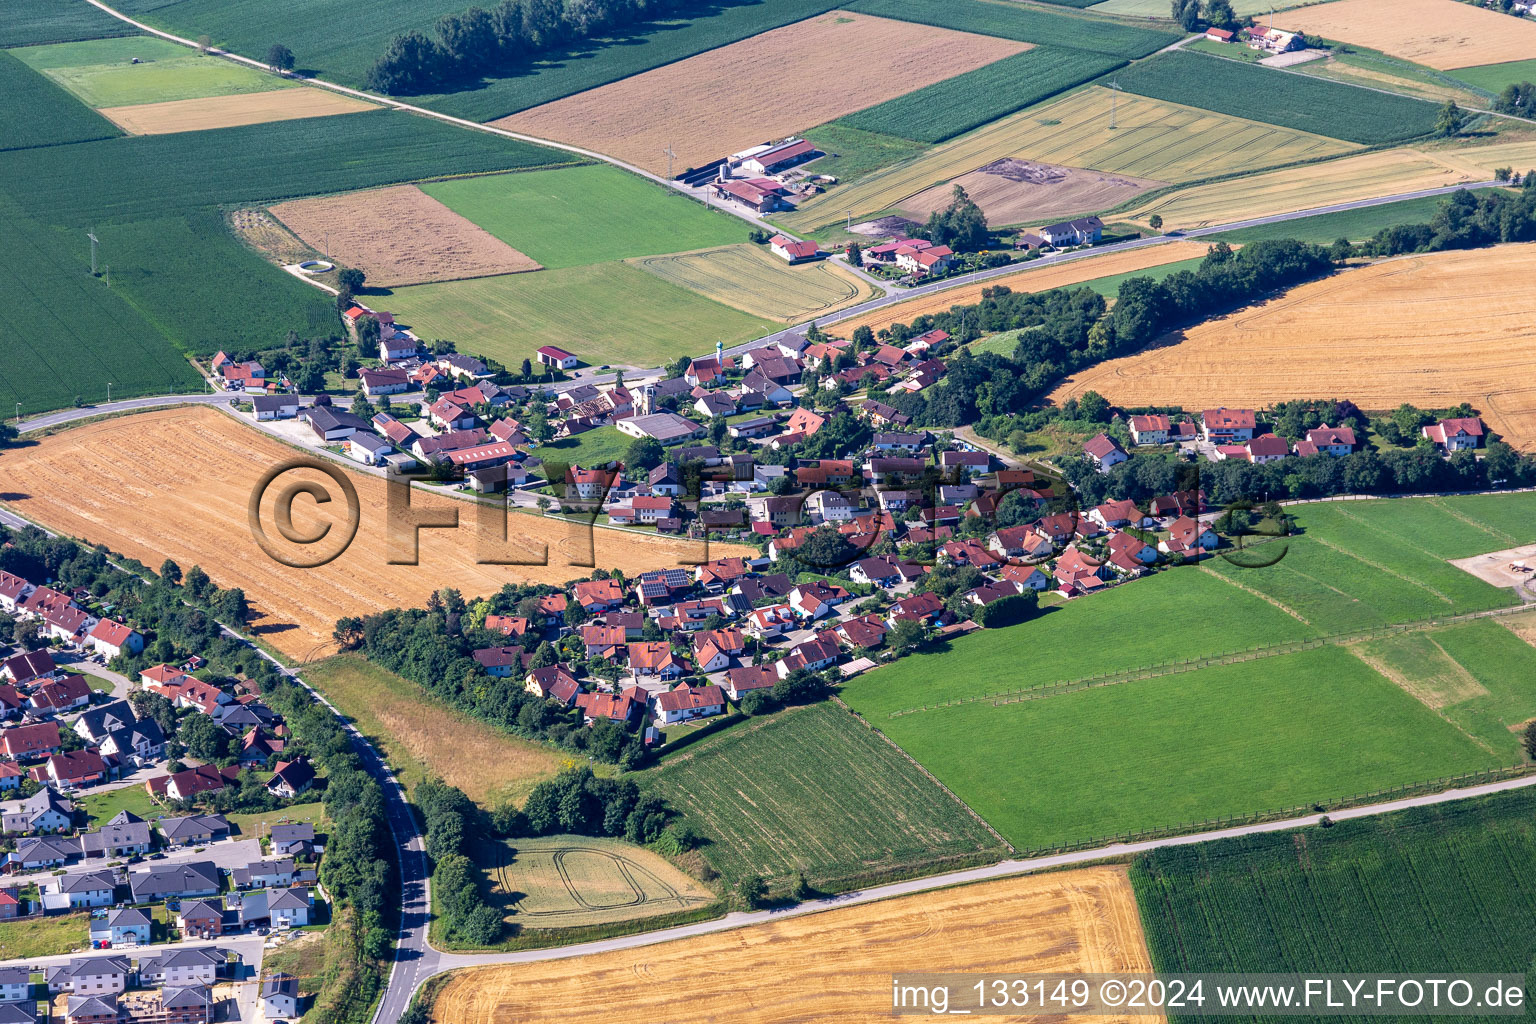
left=846, top=210, right=854, bottom=232
left=87, top=229, right=99, bottom=276
left=662, top=144, right=677, bottom=179
left=107, top=382, right=112, bottom=403
left=1109, top=80, right=1120, bottom=130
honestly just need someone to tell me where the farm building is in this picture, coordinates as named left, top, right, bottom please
left=536, top=346, right=579, bottom=370
left=251, top=395, right=300, bottom=420
left=616, top=413, right=706, bottom=446
left=342, top=433, right=393, bottom=467
left=769, top=235, right=821, bottom=263
left=736, top=138, right=819, bottom=175
left=709, top=177, right=792, bottom=212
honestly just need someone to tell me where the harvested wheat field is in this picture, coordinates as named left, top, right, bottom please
left=1276, top=0, right=1536, bottom=70
left=98, top=87, right=374, bottom=134
left=831, top=241, right=1214, bottom=336
left=1050, top=245, right=1536, bottom=449
left=494, top=12, right=1027, bottom=176
left=778, top=87, right=1355, bottom=234
left=269, top=184, right=541, bottom=287
left=428, top=866, right=1159, bottom=1024
left=901, top=159, right=1163, bottom=228
left=1125, top=143, right=1526, bottom=230
left=631, top=243, right=875, bottom=322
left=0, top=407, right=751, bottom=660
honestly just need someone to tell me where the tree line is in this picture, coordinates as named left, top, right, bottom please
left=366, top=0, right=721, bottom=97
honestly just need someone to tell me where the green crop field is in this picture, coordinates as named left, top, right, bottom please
left=1349, top=619, right=1536, bottom=762
left=1131, top=788, right=1536, bottom=1009
left=643, top=702, right=1005, bottom=893
left=3, top=0, right=138, bottom=48
left=845, top=0, right=1181, bottom=58
left=381, top=262, right=774, bottom=371
left=1450, top=57, right=1536, bottom=93
left=0, top=50, right=121, bottom=152
left=420, top=165, right=743, bottom=270
left=1111, top=50, right=1441, bottom=145
left=837, top=47, right=1124, bottom=144
left=0, top=193, right=203, bottom=415
left=12, top=35, right=298, bottom=108
left=1031, top=0, right=1105, bottom=8
left=1204, top=494, right=1536, bottom=629
left=863, top=645, right=1503, bottom=850
left=1090, top=0, right=1295, bottom=15
left=799, top=124, right=931, bottom=185
left=0, top=110, right=578, bottom=225
left=843, top=568, right=1314, bottom=720
left=1206, top=192, right=1464, bottom=243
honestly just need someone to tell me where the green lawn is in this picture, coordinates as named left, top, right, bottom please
left=12, top=35, right=295, bottom=108
left=842, top=568, right=1314, bottom=720
left=533, top=427, right=633, bottom=469
left=382, top=261, right=774, bottom=370
left=420, top=165, right=744, bottom=270
left=869, top=644, right=1502, bottom=850
left=799, top=124, right=931, bottom=187
left=80, top=783, right=165, bottom=825
left=0, top=912, right=88, bottom=959
left=1206, top=192, right=1465, bottom=243
left=1132, top=789, right=1536, bottom=1001
left=223, top=800, right=327, bottom=843
left=1447, top=57, right=1536, bottom=94
left=643, top=701, right=1005, bottom=893
left=1181, top=37, right=1264, bottom=63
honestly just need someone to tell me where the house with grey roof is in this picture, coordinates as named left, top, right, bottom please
left=80, top=811, right=151, bottom=859
left=11, top=834, right=82, bottom=871
left=64, top=993, right=118, bottom=1023
left=231, top=857, right=295, bottom=890
left=0, top=966, right=30, bottom=1003
left=54, top=869, right=117, bottom=908
left=136, top=947, right=231, bottom=988
left=0, top=1002, right=37, bottom=1024
left=269, top=823, right=315, bottom=857
left=1, top=787, right=74, bottom=835
left=90, top=906, right=150, bottom=946
left=236, top=887, right=311, bottom=929
left=46, top=955, right=129, bottom=994
left=128, top=861, right=218, bottom=903
left=156, top=814, right=230, bottom=847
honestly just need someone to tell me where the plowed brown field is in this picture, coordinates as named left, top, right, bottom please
left=1050, top=245, right=1536, bottom=449
left=269, top=184, right=541, bottom=287
left=830, top=241, right=1215, bottom=336
left=494, top=11, right=1028, bottom=175
left=900, top=159, right=1164, bottom=229
left=429, top=866, right=1159, bottom=1024
left=0, top=407, right=750, bottom=660
left=98, top=87, right=374, bottom=134
left=1275, top=0, right=1536, bottom=70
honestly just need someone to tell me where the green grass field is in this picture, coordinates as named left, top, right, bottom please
left=837, top=46, right=1125, bottom=144
left=865, top=644, right=1503, bottom=849
left=1349, top=619, right=1536, bottom=762
left=1111, top=50, right=1441, bottom=144
left=1206, top=192, right=1465, bottom=243
left=12, top=35, right=297, bottom=108
left=0, top=50, right=121, bottom=152
left=1131, top=788, right=1536, bottom=1011
left=1449, top=56, right=1536, bottom=94
left=0, top=912, right=90, bottom=959
left=0, top=109, right=577, bottom=225
left=643, top=701, right=1005, bottom=893
left=798, top=124, right=931, bottom=185
left=420, top=165, right=743, bottom=270
left=1090, top=0, right=1297, bottom=15
left=845, top=0, right=1181, bottom=58
left=2, top=0, right=137, bottom=48
left=383, top=261, right=773, bottom=370
left=532, top=427, right=633, bottom=469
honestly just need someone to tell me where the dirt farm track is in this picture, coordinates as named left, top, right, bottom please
left=1051, top=245, right=1536, bottom=450
left=0, top=408, right=751, bottom=660
left=429, top=866, right=1160, bottom=1024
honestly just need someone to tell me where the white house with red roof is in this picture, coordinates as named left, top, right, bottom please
left=0, top=572, right=34, bottom=615
left=778, top=637, right=840, bottom=676
left=1296, top=424, right=1357, bottom=457
left=722, top=664, right=777, bottom=701
left=1160, top=516, right=1218, bottom=556
left=1053, top=545, right=1110, bottom=596
left=895, top=243, right=953, bottom=275
left=1200, top=408, right=1257, bottom=443
left=769, top=235, right=820, bottom=263
left=653, top=683, right=725, bottom=724
left=1127, top=415, right=1172, bottom=446
left=1422, top=417, right=1484, bottom=451
left=1089, top=499, right=1146, bottom=530
left=1083, top=433, right=1128, bottom=472
left=536, top=346, right=579, bottom=370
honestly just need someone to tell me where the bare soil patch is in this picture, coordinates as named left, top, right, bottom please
left=430, top=866, right=1159, bottom=1024
left=850, top=215, right=922, bottom=238
left=98, top=87, right=374, bottom=134
left=269, top=184, right=541, bottom=287
left=1450, top=543, right=1536, bottom=596
left=494, top=12, right=1028, bottom=175
left=1051, top=246, right=1536, bottom=450
left=1276, top=0, right=1536, bottom=70
left=0, top=407, right=752, bottom=660
left=901, top=159, right=1164, bottom=228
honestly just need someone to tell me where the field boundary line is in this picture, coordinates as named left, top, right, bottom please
left=1424, top=496, right=1520, bottom=546
left=1197, top=564, right=1313, bottom=625
left=832, top=695, right=1015, bottom=853
left=1343, top=640, right=1501, bottom=758
left=1304, top=529, right=1455, bottom=605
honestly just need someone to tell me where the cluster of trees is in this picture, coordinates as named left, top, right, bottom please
left=365, top=0, right=717, bottom=96
left=509, top=766, right=674, bottom=845
left=335, top=583, right=651, bottom=768
left=417, top=778, right=504, bottom=947
left=1493, top=81, right=1536, bottom=120
left=1350, top=182, right=1536, bottom=258
left=874, top=239, right=1338, bottom=428
left=1171, top=0, right=1239, bottom=31
left=922, top=185, right=990, bottom=253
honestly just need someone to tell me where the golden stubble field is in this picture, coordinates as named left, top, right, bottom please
left=270, top=184, right=542, bottom=287
left=0, top=407, right=751, bottom=660
left=429, top=867, right=1160, bottom=1024
left=631, top=243, right=875, bottom=322
left=1050, top=245, right=1536, bottom=449
left=1275, top=0, right=1536, bottom=70
left=494, top=11, right=1028, bottom=175
left=99, top=87, right=374, bottom=134
left=830, top=240, right=1215, bottom=336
